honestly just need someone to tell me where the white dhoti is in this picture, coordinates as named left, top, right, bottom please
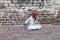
left=27, top=24, right=41, bottom=30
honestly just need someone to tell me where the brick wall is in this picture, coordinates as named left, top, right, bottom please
left=0, top=12, right=27, bottom=26
left=0, top=0, right=60, bottom=27
left=0, top=10, right=60, bottom=26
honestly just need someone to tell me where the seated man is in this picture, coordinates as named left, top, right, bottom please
left=24, top=10, right=42, bottom=30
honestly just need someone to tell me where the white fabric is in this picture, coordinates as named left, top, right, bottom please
left=25, top=16, right=42, bottom=30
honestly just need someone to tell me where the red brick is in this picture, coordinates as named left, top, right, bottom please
left=2, top=16, right=7, bottom=18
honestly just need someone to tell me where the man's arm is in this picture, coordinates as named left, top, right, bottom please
left=24, top=17, right=30, bottom=26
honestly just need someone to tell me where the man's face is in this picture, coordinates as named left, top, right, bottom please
left=32, top=15, right=36, bottom=20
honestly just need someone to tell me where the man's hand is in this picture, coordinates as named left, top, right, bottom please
left=23, top=23, right=27, bottom=26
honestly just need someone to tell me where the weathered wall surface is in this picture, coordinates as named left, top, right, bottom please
left=0, top=0, right=60, bottom=26
left=0, top=11, right=60, bottom=26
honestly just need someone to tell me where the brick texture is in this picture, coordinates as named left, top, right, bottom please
left=0, top=10, right=60, bottom=26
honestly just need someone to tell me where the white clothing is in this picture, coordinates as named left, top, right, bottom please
left=25, top=16, right=42, bottom=30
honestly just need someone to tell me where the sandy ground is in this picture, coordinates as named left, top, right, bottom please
left=0, top=24, right=60, bottom=40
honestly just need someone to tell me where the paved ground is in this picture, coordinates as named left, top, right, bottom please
left=0, top=24, right=60, bottom=40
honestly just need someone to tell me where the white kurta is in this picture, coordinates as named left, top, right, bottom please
left=25, top=16, right=42, bottom=30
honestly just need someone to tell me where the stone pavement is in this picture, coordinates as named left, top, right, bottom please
left=0, top=24, right=60, bottom=40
